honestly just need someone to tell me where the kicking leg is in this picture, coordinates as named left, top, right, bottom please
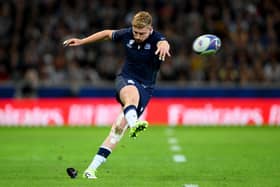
left=120, top=85, right=139, bottom=128
left=119, top=85, right=148, bottom=138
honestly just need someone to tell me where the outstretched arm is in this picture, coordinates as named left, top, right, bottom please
left=63, top=30, right=114, bottom=47
left=155, top=40, right=171, bottom=61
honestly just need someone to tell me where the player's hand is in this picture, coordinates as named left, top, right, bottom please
left=155, top=40, right=171, bottom=61
left=63, top=38, right=83, bottom=47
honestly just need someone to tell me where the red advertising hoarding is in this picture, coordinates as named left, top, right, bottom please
left=0, top=98, right=279, bottom=126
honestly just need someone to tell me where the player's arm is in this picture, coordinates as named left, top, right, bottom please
left=155, top=40, right=171, bottom=61
left=63, top=30, right=115, bottom=47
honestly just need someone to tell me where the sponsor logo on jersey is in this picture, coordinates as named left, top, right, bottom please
left=127, top=80, right=135, bottom=84
left=126, top=39, right=135, bottom=48
left=144, top=43, right=151, bottom=50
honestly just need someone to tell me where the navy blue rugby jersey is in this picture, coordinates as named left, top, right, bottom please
left=112, top=27, right=166, bottom=86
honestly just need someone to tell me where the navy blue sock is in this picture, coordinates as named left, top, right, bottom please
left=97, top=147, right=111, bottom=158
left=123, top=105, right=137, bottom=115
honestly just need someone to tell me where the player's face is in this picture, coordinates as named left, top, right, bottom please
left=132, top=26, right=152, bottom=43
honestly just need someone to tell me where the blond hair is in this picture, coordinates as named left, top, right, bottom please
left=132, top=11, right=152, bottom=28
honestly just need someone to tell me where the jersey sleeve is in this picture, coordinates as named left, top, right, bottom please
left=112, top=28, right=131, bottom=42
left=153, top=31, right=167, bottom=42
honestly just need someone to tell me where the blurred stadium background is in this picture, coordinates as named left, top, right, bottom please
left=1, top=1, right=280, bottom=187
left=0, top=0, right=280, bottom=125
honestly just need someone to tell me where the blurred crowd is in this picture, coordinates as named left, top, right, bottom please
left=0, top=0, right=280, bottom=90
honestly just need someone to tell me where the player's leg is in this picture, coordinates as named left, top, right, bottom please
left=115, top=75, right=149, bottom=137
left=115, top=76, right=140, bottom=129
left=119, top=85, right=148, bottom=138
left=83, top=112, right=128, bottom=179
left=101, top=113, right=128, bottom=150
left=119, top=84, right=139, bottom=127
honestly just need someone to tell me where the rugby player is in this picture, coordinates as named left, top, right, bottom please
left=63, top=11, right=171, bottom=179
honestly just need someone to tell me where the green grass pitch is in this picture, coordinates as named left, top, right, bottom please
left=0, top=126, right=280, bottom=187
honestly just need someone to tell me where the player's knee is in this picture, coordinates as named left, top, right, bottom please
left=122, top=96, right=138, bottom=107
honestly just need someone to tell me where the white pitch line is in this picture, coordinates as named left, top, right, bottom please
left=165, top=128, right=175, bottom=136
left=184, top=184, right=199, bottom=187
left=168, top=137, right=178, bottom=144
left=173, top=154, right=186, bottom=162
left=170, top=145, right=181, bottom=151
left=165, top=128, right=187, bottom=165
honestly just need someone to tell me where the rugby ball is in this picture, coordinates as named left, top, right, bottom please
left=192, top=34, right=221, bottom=55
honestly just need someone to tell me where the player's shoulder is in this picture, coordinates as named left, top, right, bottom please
left=112, top=27, right=132, bottom=41
left=150, top=30, right=166, bottom=42
left=113, top=27, right=132, bottom=36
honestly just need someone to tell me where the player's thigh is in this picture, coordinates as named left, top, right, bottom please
left=115, top=75, right=152, bottom=116
left=115, top=76, right=140, bottom=106
left=119, top=85, right=140, bottom=106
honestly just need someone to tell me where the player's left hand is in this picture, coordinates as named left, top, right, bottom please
left=63, top=38, right=83, bottom=47
left=155, top=40, right=171, bottom=61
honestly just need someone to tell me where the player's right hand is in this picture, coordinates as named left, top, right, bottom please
left=63, top=38, right=83, bottom=47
